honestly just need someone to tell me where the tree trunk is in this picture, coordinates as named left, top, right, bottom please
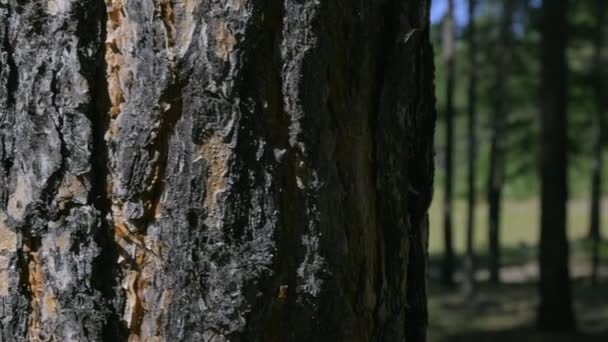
left=463, top=0, right=477, bottom=298
left=488, top=0, right=514, bottom=285
left=0, top=1, right=435, bottom=341
left=441, top=0, right=456, bottom=288
left=538, top=0, right=576, bottom=331
left=590, top=0, right=605, bottom=287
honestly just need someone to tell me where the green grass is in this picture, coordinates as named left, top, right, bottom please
left=429, top=195, right=608, bottom=255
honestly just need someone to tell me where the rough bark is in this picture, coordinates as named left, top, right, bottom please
left=463, top=0, right=477, bottom=298
left=441, top=0, right=456, bottom=288
left=589, top=0, right=605, bottom=287
left=488, top=0, right=514, bottom=285
left=537, top=0, right=576, bottom=331
left=0, top=1, right=435, bottom=341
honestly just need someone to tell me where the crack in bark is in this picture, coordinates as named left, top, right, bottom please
left=134, top=0, right=184, bottom=233
left=40, top=71, right=69, bottom=207
left=1, top=3, right=17, bottom=109
left=90, top=1, right=127, bottom=339
left=0, top=3, right=17, bottom=209
left=112, top=2, right=185, bottom=339
left=160, top=0, right=176, bottom=49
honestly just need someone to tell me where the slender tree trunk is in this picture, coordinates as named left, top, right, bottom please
left=488, top=0, right=514, bottom=285
left=0, top=1, right=435, bottom=341
left=538, top=0, right=576, bottom=331
left=463, top=0, right=478, bottom=298
left=442, top=0, right=456, bottom=288
left=590, top=0, right=605, bottom=287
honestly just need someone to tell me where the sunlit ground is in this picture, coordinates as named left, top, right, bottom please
left=428, top=196, right=608, bottom=341
left=429, top=196, right=608, bottom=255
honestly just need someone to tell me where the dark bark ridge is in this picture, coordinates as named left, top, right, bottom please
left=0, top=1, right=435, bottom=341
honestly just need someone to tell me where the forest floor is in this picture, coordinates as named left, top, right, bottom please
left=428, top=196, right=608, bottom=341
left=428, top=278, right=608, bottom=342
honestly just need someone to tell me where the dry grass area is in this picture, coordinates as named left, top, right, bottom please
left=429, top=196, right=608, bottom=254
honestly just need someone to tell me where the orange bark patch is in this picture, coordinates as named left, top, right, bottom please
left=0, top=215, right=17, bottom=253
left=57, top=176, right=87, bottom=208
left=0, top=256, right=10, bottom=297
left=105, top=0, right=126, bottom=118
left=196, top=135, right=229, bottom=225
left=25, top=242, right=43, bottom=341
left=214, top=22, right=237, bottom=61
left=114, top=218, right=164, bottom=340
left=41, top=291, right=57, bottom=322
left=161, top=0, right=176, bottom=48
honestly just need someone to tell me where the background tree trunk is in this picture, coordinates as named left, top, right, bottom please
left=538, top=0, right=576, bottom=332
left=463, top=0, right=478, bottom=298
left=488, top=0, right=514, bottom=285
left=0, top=1, right=435, bottom=341
left=589, top=0, right=605, bottom=287
left=441, top=0, right=456, bottom=288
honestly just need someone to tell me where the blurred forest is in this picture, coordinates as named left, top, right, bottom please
left=429, top=0, right=608, bottom=341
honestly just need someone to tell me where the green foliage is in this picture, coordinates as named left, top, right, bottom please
left=433, top=0, right=607, bottom=200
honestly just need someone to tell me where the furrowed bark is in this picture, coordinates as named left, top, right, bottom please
left=0, top=1, right=107, bottom=340
left=0, top=1, right=435, bottom=341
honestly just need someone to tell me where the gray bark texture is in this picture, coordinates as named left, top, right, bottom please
left=0, top=1, right=435, bottom=341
